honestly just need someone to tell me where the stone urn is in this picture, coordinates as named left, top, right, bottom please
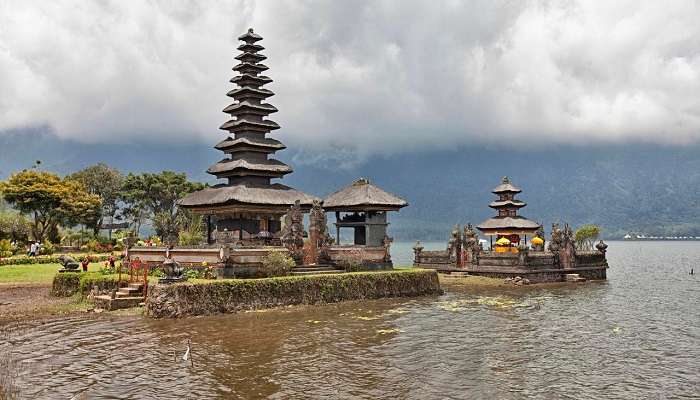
left=159, top=257, right=186, bottom=284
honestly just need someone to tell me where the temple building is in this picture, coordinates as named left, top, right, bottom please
left=476, top=176, right=541, bottom=248
left=323, top=178, right=408, bottom=246
left=179, top=29, right=318, bottom=243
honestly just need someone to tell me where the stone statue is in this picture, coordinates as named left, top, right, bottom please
left=517, top=242, right=529, bottom=265
left=548, top=223, right=562, bottom=252
left=308, top=200, right=329, bottom=263
left=58, top=255, right=80, bottom=272
left=281, top=200, right=305, bottom=263
left=559, top=223, right=577, bottom=269
left=446, top=224, right=462, bottom=264
left=382, top=234, right=393, bottom=263
left=462, top=223, right=480, bottom=266
left=309, top=200, right=328, bottom=242
left=412, top=241, right=424, bottom=267
left=595, top=240, right=608, bottom=254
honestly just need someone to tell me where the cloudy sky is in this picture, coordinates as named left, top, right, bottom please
left=1, top=0, right=699, bottom=164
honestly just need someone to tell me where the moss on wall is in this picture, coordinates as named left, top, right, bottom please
left=146, top=269, right=442, bottom=318
left=51, top=272, right=127, bottom=297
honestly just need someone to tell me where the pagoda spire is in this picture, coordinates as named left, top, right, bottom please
left=208, top=28, right=292, bottom=185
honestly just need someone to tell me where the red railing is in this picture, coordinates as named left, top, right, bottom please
left=126, top=259, right=149, bottom=300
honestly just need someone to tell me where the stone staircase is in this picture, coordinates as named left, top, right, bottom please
left=290, top=264, right=345, bottom=276
left=564, top=273, right=586, bottom=282
left=93, top=282, right=145, bottom=310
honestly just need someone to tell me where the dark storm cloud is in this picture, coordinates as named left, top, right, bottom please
left=1, top=0, right=699, bottom=164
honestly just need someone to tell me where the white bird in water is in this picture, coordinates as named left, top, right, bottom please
left=182, top=338, right=194, bottom=366
left=183, top=340, right=191, bottom=361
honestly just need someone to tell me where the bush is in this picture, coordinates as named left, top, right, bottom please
left=178, top=231, right=202, bottom=246
left=0, top=239, right=13, bottom=258
left=338, top=248, right=366, bottom=272
left=182, top=263, right=216, bottom=280
left=52, top=272, right=128, bottom=297
left=0, top=254, right=111, bottom=266
left=575, top=224, right=601, bottom=251
left=51, top=273, right=82, bottom=296
left=86, top=239, right=99, bottom=252
left=78, top=273, right=126, bottom=296
left=39, top=241, right=56, bottom=255
left=261, top=250, right=295, bottom=277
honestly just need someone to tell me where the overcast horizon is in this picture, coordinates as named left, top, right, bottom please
left=2, top=0, right=700, bottom=168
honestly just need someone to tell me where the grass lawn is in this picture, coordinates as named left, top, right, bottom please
left=0, top=263, right=103, bottom=285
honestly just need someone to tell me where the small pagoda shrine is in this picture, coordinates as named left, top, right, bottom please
left=476, top=176, right=541, bottom=248
left=179, top=29, right=318, bottom=243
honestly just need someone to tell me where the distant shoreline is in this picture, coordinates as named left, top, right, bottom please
left=622, top=238, right=700, bottom=241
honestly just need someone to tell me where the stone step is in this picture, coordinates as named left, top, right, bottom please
left=565, top=273, right=586, bottom=282
left=116, top=291, right=142, bottom=298
left=93, top=295, right=143, bottom=311
left=290, top=269, right=345, bottom=276
left=129, top=282, right=144, bottom=290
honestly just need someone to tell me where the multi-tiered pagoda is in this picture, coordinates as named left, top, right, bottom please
left=179, top=29, right=318, bottom=243
left=477, top=176, right=541, bottom=246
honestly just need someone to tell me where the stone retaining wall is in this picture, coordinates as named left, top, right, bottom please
left=145, top=270, right=442, bottom=318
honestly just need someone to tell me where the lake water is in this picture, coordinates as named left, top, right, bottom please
left=1, top=241, right=699, bottom=399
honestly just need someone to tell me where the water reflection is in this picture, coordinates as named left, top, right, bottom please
left=1, top=242, right=699, bottom=399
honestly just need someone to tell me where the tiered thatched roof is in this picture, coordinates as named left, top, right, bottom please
left=206, top=28, right=291, bottom=182
left=179, top=29, right=316, bottom=213
left=478, top=176, right=540, bottom=235
left=179, top=183, right=319, bottom=209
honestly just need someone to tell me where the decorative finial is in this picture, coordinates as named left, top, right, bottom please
left=248, top=28, right=254, bottom=33
left=501, top=176, right=510, bottom=184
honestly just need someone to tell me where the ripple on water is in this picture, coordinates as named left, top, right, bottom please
left=1, top=242, right=700, bottom=399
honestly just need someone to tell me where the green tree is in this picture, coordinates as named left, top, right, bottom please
left=177, top=211, right=204, bottom=246
left=574, top=224, right=601, bottom=250
left=0, top=170, right=101, bottom=242
left=120, top=171, right=204, bottom=238
left=67, top=163, right=123, bottom=236
left=0, top=211, right=31, bottom=243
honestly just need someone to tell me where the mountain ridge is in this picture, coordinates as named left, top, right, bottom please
left=2, top=130, right=699, bottom=240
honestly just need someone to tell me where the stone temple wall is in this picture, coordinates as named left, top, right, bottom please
left=413, top=246, right=608, bottom=283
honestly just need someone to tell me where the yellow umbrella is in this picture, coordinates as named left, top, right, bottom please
left=495, top=237, right=511, bottom=246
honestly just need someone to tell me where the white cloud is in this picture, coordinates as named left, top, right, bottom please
left=1, top=0, right=699, bottom=161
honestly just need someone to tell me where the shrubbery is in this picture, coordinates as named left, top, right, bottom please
left=52, top=272, right=128, bottom=297
left=338, top=248, right=367, bottom=272
left=0, top=254, right=112, bottom=266
left=261, top=250, right=295, bottom=277
left=38, top=241, right=56, bottom=255
left=0, top=239, right=14, bottom=258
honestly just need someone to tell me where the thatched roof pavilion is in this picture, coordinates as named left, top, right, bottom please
left=324, top=178, right=408, bottom=212
left=324, top=178, right=407, bottom=246
left=179, top=29, right=318, bottom=243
